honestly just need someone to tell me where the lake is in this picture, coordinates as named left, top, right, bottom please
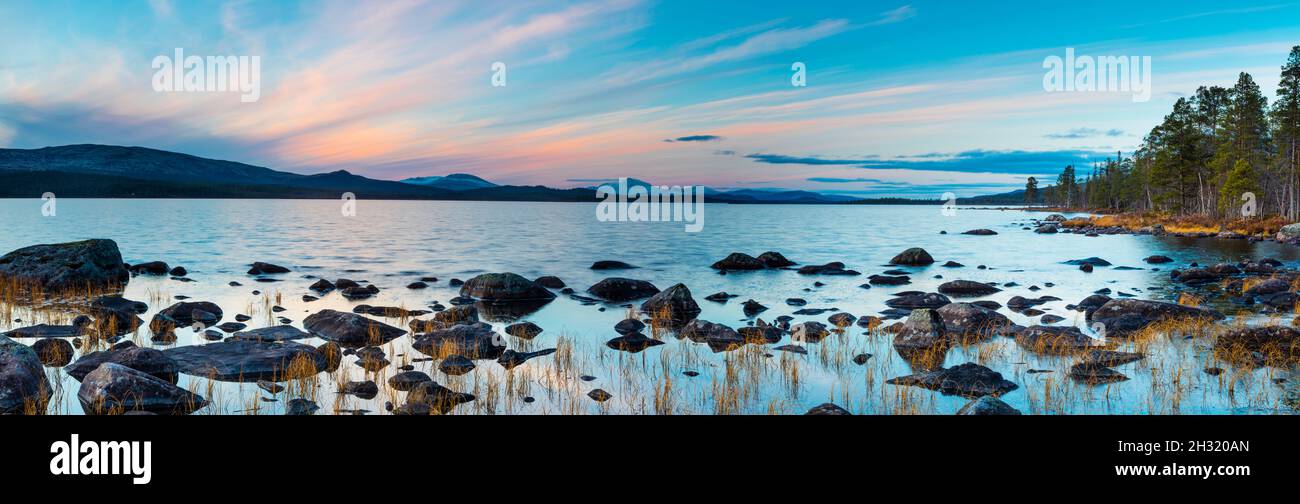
left=2, top=199, right=1297, bottom=415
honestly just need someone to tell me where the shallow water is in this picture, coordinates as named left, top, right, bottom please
left=2, top=199, right=1297, bottom=415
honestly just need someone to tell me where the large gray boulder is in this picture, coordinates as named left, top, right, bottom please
left=889, top=247, right=935, bottom=266
left=412, top=322, right=506, bottom=359
left=893, top=308, right=947, bottom=350
left=1214, top=325, right=1300, bottom=366
left=1087, top=299, right=1222, bottom=337
left=0, top=335, right=51, bottom=414
left=78, top=363, right=207, bottom=415
left=304, top=309, right=406, bottom=347
left=936, top=302, right=1012, bottom=340
left=886, top=362, right=1018, bottom=398
left=640, top=283, right=702, bottom=323
left=587, top=278, right=660, bottom=301
left=149, top=301, right=223, bottom=333
left=937, top=280, right=1002, bottom=297
left=162, top=340, right=325, bottom=382
left=0, top=239, right=130, bottom=292
left=680, top=319, right=744, bottom=351
left=957, top=395, right=1021, bottom=415
left=65, top=341, right=178, bottom=383
left=459, top=273, right=556, bottom=302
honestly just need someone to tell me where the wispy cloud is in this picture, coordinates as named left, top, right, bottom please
left=1044, top=127, right=1126, bottom=139
left=868, top=5, right=917, bottom=26
left=664, top=134, right=723, bottom=142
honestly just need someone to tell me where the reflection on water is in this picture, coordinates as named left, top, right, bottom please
left=2, top=199, right=1297, bottom=415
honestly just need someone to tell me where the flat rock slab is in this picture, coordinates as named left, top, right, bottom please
left=1, top=324, right=81, bottom=339
left=886, top=362, right=1018, bottom=398
left=163, top=340, right=325, bottom=382
left=228, top=325, right=312, bottom=342
left=303, top=309, right=406, bottom=348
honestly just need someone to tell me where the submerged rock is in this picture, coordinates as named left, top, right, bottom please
left=1068, top=363, right=1129, bottom=383
left=388, top=371, right=434, bottom=391
left=937, top=280, right=1002, bottom=297
left=228, top=325, right=311, bottom=342
left=341, top=380, right=379, bottom=399
left=0, top=335, right=51, bottom=414
left=65, top=341, right=178, bottom=383
left=150, top=301, right=223, bottom=333
left=1, top=324, right=81, bottom=339
left=791, top=321, right=830, bottom=343
left=412, top=322, right=506, bottom=359
left=614, top=318, right=646, bottom=335
left=798, top=262, right=860, bottom=276
left=404, top=381, right=476, bottom=414
left=162, top=340, right=325, bottom=381
left=534, top=276, right=566, bottom=289
left=497, top=348, right=557, bottom=369
left=438, top=355, right=476, bottom=376
left=286, top=398, right=320, bottom=416
left=1087, top=299, right=1222, bottom=337
left=757, top=251, right=796, bottom=268
left=893, top=309, right=947, bottom=351
left=1081, top=349, right=1146, bottom=367
left=504, top=322, right=544, bottom=339
left=78, top=363, right=207, bottom=415
left=587, top=278, right=660, bottom=302
left=889, top=247, right=935, bottom=266
left=606, top=332, right=665, bottom=353
left=742, top=299, right=768, bottom=317
left=805, top=403, right=851, bottom=415
left=884, top=292, right=951, bottom=310
left=247, top=262, right=291, bottom=275
left=680, top=319, right=745, bottom=352
left=868, top=274, right=911, bottom=285
left=1214, top=326, right=1300, bottom=366
left=590, top=260, right=636, bottom=270
left=459, top=273, right=557, bottom=302
left=0, top=239, right=130, bottom=291
left=886, top=362, right=1018, bottom=398
left=957, top=395, right=1021, bottom=415
left=1014, top=325, right=1099, bottom=355
left=309, top=279, right=336, bottom=292
left=32, top=338, right=74, bottom=367
left=711, top=252, right=766, bottom=270
left=303, top=309, right=406, bottom=347
left=935, top=302, right=1012, bottom=340
left=129, top=261, right=169, bottom=275
left=640, top=283, right=702, bottom=323
left=738, top=320, right=784, bottom=344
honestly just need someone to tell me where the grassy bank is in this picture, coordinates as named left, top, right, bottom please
left=1047, top=211, right=1292, bottom=237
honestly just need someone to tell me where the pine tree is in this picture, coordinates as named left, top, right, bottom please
left=1024, top=177, right=1038, bottom=205
left=1220, top=159, right=1259, bottom=215
left=1272, top=46, right=1300, bottom=218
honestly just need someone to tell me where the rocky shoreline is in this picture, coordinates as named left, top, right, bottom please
left=2, top=230, right=1299, bottom=416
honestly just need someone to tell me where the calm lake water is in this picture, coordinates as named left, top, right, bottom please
left=3, top=199, right=1297, bottom=415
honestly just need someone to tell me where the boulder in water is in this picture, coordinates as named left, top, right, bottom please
left=0, top=239, right=130, bottom=292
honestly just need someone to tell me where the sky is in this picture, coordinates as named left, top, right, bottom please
left=1, top=0, right=1299, bottom=197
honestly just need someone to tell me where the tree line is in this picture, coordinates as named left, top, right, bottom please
left=1028, top=46, right=1300, bottom=220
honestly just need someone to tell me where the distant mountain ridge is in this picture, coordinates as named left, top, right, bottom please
left=0, top=144, right=1021, bottom=204
left=400, top=173, right=498, bottom=191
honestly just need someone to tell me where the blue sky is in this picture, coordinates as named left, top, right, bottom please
left=1, top=0, right=1298, bottom=197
